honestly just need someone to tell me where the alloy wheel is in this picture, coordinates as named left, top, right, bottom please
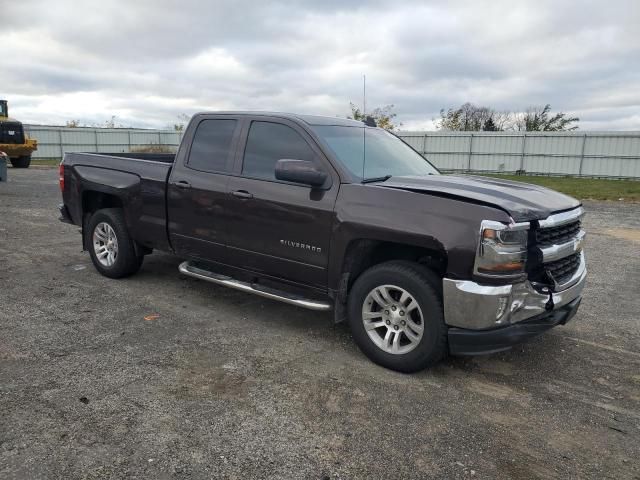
left=361, top=284, right=425, bottom=354
left=93, top=222, right=119, bottom=267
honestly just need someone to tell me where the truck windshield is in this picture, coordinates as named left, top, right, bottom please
left=311, top=125, right=439, bottom=181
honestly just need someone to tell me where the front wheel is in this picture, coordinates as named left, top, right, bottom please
left=87, top=208, right=143, bottom=278
left=347, top=261, right=447, bottom=373
left=10, top=156, right=31, bottom=168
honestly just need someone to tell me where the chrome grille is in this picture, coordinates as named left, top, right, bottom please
left=536, top=220, right=581, bottom=248
left=544, top=252, right=581, bottom=285
left=533, top=207, right=585, bottom=288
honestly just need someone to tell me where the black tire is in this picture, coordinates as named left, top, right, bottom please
left=347, top=261, right=447, bottom=373
left=86, top=208, right=144, bottom=279
left=10, top=156, right=31, bottom=168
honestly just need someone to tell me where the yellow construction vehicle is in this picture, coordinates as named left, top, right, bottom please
left=0, top=100, right=37, bottom=168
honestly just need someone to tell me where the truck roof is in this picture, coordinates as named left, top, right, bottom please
left=193, top=111, right=364, bottom=127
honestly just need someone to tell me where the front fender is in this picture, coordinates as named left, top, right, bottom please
left=328, top=184, right=513, bottom=289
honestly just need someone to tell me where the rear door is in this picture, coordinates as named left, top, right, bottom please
left=167, top=115, right=241, bottom=261
left=225, top=117, right=339, bottom=289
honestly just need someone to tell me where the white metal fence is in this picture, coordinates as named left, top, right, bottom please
left=23, top=125, right=640, bottom=178
left=24, top=125, right=182, bottom=159
left=397, top=131, right=640, bottom=179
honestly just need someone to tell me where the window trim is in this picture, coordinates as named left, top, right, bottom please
left=235, top=118, right=334, bottom=189
left=183, top=117, right=241, bottom=175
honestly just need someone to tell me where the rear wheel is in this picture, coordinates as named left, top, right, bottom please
left=87, top=208, right=143, bottom=278
left=347, top=261, right=447, bottom=373
left=10, top=156, right=31, bottom=168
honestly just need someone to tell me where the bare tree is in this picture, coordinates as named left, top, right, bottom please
left=172, top=113, right=191, bottom=132
left=437, top=103, right=578, bottom=131
left=101, top=116, right=119, bottom=128
left=491, top=110, right=515, bottom=131
left=65, top=116, right=130, bottom=128
left=436, top=103, right=509, bottom=131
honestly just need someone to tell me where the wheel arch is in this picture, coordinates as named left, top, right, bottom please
left=341, top=238, right=447, bottom=290
left=331, top=237, right=447, bottom=323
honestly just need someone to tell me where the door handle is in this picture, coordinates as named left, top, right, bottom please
left=232, top=190, right=253, bottom=199
left=174, top=181, right=192, bottom=189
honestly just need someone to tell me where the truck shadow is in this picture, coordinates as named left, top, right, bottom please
left=134, top=251, right=576, bottom=381
left=134, top=252, right=334, bottom=330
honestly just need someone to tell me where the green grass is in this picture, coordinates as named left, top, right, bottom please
left=30, top=158, right=61, bottom=166
left=481, top=174, right=640, bottom=202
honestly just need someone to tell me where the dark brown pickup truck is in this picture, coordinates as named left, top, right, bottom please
left=59, top=112, right=587, bottom=372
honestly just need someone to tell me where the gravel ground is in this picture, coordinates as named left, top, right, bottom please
left=1, top=168, right=639, bottom=480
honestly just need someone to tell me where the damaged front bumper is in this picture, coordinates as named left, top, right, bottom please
left=448, top=297, right=581, bottom=355
left=443, top=252, right=586, bottom=355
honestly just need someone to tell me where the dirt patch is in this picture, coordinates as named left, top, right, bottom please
left=596, top=227, right=640, bottom=242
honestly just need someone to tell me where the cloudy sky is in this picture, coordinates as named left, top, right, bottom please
left=2, top=0, right=639, bottom=130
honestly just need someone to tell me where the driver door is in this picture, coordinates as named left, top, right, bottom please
left=225, top=117, right=339, bottom=289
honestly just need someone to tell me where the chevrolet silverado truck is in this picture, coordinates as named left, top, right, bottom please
left=59, top=112, right=586, bottom=372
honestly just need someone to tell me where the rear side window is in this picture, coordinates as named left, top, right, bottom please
left=187, top=119, right=237, bottom=173
left=242, top=121, right=315, bottom=180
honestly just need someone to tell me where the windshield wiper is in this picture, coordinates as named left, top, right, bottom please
left=361, top=174, right=392, bottom=184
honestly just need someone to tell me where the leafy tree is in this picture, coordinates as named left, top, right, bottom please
left=483, top=117, right=498, bottom=131
left=349, top=102, right=400, bottom=130
left=515, top=104, right=579, bottom=131
left=65, top=119, right=83, bottom=128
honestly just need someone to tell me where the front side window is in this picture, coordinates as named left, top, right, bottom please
left=187, top=119, right=237, bottom=173
left=242, top=121, right=315, bottom=180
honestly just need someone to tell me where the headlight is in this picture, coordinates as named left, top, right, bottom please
left=474, top=220, right=529, bottom=279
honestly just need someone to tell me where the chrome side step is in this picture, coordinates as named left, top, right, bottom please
left=178, top=261, right=333, bottom=312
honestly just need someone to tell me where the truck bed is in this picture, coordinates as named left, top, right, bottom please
left=101, top=152, right=176, bottom=163
left=61, top=152, right=174, bottom=252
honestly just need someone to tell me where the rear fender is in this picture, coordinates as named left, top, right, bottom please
left=74, top=166, right=141, bottom=247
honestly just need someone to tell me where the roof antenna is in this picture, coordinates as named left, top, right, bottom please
left=363, top=74, right=366, bottom=117
left=361, top=74, right=367, bottom=180
left=361, top=74, right=376, bottom=127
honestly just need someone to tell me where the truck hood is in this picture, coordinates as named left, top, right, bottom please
left=379, top=174, right=580, bottom=222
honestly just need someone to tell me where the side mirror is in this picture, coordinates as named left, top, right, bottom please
left=275, top=159, right=328, bottom=187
